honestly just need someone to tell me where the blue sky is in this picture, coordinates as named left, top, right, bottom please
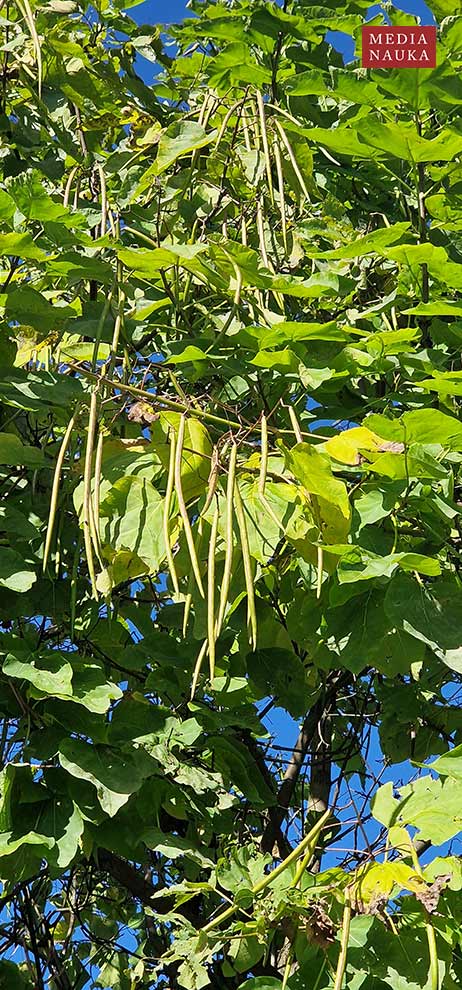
left=124, top=0, right=447, bottom=864
left=133, top=0, right=435, bottom=27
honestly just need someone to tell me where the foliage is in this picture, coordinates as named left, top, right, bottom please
left=0, top=0, right=461, bottom=987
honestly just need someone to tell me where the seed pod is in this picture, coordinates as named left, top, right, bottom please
left=43, top=407, right=79, bottom=572
left=256, top=197, right=269, bottom=269
left=216, top=442, right=237, bottom=635
left=273, top=134, right=288, bottom=253
left=256, top=91, right=274, bottom=205
left=215, top=98, right=245, bottom=149
left=288, top=404, right=303, bottom=444
left=16, top=0, right=42, bottom=96
left=95, top=162, right=107, bottom=238
left=63, top=166, right=79, bottom=208
left=241, top=104, right=253, bottom=153
left=201, top=445, right=219, bottom=518
left=317, top=545, right=324, bottom=599
left=207, top=503, right=220, bottom=682
left=82, top=391, right=99, bottom=599
left=175, top=415, right=205, bottom=598
left=190, top=639, right=208, bottom=701
left=259, top=414, right=268, bottom=496
left=70, top=533, right=82, bottom=641
left=274, top=120, right=310, bottom=201
left=234, top=477, right=257, bottom=651
left=93, top=428, right=104, bottom=550
left=163, top=428, right=180, bottom=596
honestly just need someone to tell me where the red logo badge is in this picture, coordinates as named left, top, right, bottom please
left=361, top=25, right=437, bottom=69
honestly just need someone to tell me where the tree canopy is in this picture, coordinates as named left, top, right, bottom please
left=1, top=0, right=462, bottom=987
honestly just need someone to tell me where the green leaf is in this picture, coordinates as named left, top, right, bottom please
left=153, top=121, right=216, bottom=176
left=58, top=738, right=154, bottom=817
left=0, top=232, right=47, bottom=261
left=238, top=979, right=283, bottom=990
left=247, top=648, right=307, bottom=718
left=280, top=441, right=350, bottom=519
left=385, top=573, right=462, bottom=667
left=428, top=744, right=462, bottom=780
left=0, top=432, right=44, bottom=467
left=99, top=476, right=167, bottom=577
left=0, top=550, right=36, bottom=592
left=3, top=651, right=73, bottom=696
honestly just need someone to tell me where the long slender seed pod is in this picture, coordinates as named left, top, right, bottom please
left=87, top=490, right=104, bottom=569
left=16, top=0, right=42, bottom=97
left=183, top=591, right=193, bottom=637
left=54, top=508, right=63, bottom=577
left=241, top=104, right=253, bottom=153
left=43, top=408, right=79, bottom=572
left=259, top=414, right=268, bottom=496
left=93, top=428, right=104, bottom=552
left=409, top=843, right=439, bottom=990
left=273, top=134, right=288, bottom=253
left=108, top=208, right=117, bottom=239
left=216, top=442, right=237, bottom=635
left=201, top=446, right=219, bottom=518
left=83, top=391, right=99, bottom=599
left=256, top=197, right=269, bottom=269
left=232, top=260, right=243, bottom=307
left=70, top=533, right=82, bottom=641
left=241, top=216, right=247, bottom=247
left=198, top=92, right=210, bottom=127
left=250, top=97, right=261, bottom=148
left=234, top=478, right=257, bottom=650
left=91, top=287, right=114, bottom=372
left=215, top=99, right=245, bottom=149
left=191, top=639, right=208, bottom=701
left=109, top=261, right=125, bottom=376
left=317, top=545, right=324, bottom=599
left=63, top=166, right=79, bottom=208
left=202, top=809, right=331, bottom=934
left=274, top=120, right=310, bottom=201
left=73, top=176, right=81, bottom=211
left=281, top=946, right=294, bottom=990
left=256, top=90, right=274, bottom=205
left=95, top=163, right=107, bottom=238
left=183, top=515, right=204, bottom=635
left=207, top=504, right=220, bottom=682
left=175, top=415, right=205, bottom=598
left=288, top=404, right=303, bottom=444
left=163, top=428, right=180, bottom=595
left=260, top=493, right=284, bottom=534
left=333, top=896, right=351, bottom=990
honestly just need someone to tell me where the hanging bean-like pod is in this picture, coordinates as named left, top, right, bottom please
left=259, top=414, right=268, bottom=496
left=190, top=639, right=208, bottom=701
left=63, top=166, right=79, bottom=209
left=207, top=503, right=220, bottom=682
left=256, top=90, right=274, bottom=206
left=43, top=407, right=79, bottom=572
left=95, top=163, right=108, bottom=238
left=15, top=0, right=42, bottom=96
left=163, top=428, right=180, bottom=596
left=272, top=134, right=288, bottom=254
left=175, top=415, right=205, bottom=598
left=234, top=479, right=257, bottom=651
left=274, top=120, right=310, bottom=202
left=201, top=446, right=219, bottom=518
left=216, top=442, right=237, bottom=636
left=288, top=404, right=303, bottom=444
left=82, top=391, right=99, bottom=599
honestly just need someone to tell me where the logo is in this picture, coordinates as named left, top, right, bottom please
left=361, top=26, right=437, bottom=69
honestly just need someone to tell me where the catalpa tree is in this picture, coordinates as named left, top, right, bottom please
left=0, top=0, right=462, bottom=987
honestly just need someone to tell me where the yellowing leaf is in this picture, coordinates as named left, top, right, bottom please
left=324, top=427, right=385, bottom=465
